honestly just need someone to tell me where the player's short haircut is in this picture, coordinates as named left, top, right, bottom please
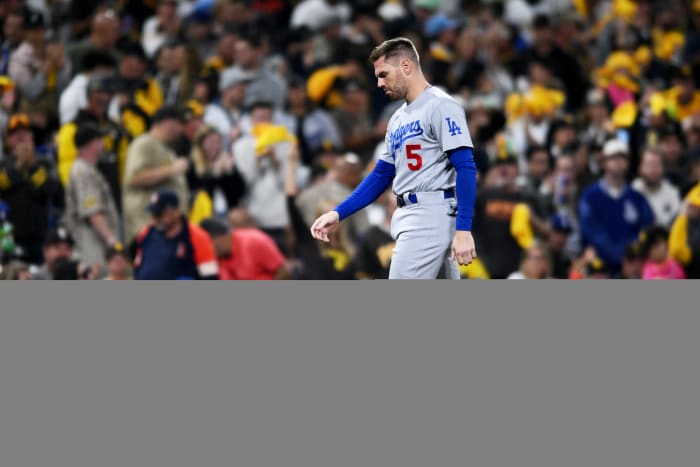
left=369, top=37, right=420, bottom=65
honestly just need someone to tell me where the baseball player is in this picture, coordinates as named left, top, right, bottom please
left=311, top=37, right=478, bottom=279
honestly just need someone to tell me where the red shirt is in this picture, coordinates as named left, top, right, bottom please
left=218, top=228, right=286, bottom=280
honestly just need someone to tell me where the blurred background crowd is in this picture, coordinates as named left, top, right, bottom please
left=2, top=0, right=700, bottom=280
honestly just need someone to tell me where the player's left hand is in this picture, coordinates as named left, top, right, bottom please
left=450, top=231, right=477, bottom=266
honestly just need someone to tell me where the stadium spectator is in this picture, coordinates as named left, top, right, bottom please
left=0, top=259, right=31, bottom=280
left=202, top=25, right=238, bottom=78
left=103, top=242, right=133, bottom=280
left=154, top=38, right=201, bottom=108
left=668, top=183, right=700, bottom=278
left=284, top=76, right=343, bottom=167
left=228, top=207, right=256, bottom=229
left=423, top=12, right=459, bottom=90
left=632, top=147, right=681, bottom=228
left=122, top=106, right=190, bottom=243
left=511, top=14, right=587, bottom=113
left=171, top=99, right=206, bottom=157
left=52, top=256, right=100, bottom=280
left=229, top=34, right=287, bottom=110
left=0, top=9, right=25, bottom=76
left=65, top=8, right=121, bottom=75
left=520, top=145, right=553, bottom=196
left=9, top=10, right=71, bottom=132
left=109, top=41, right=164, bottom=127
left=473, top=152, right=548, bottom=279
left=546, top=213, right=574, bottom=279
left=284, top=139, right=357, bottom=279
left=639, top=225, right=686, bottom=279
left=0, top=113, right=63, bottom=264
left=56, top=74, right=130, bottom=213
left=187, top=124, right=247, bottom=220
left=354, top=188, right=396, bottom=279
left=296, top=152, right=370, bottom=247
left=63, top=125, right=121, bottom=269
left=578, top=138, right=655, bottom=275
left=141, top=0, right=182, bottom=59
left=203, top=67, right=252, bottom=149
left=656, top=125, right=687, bottom=188
left=32, top=226, right=75, bottom=280
left=58, top=49, right=117, bottom=126
left=507, top=241, right=553, bottom=280
left=580, top=88, right=612, bottom=150
left=199, top=216, right=289, bottom=280
left=132, top=189, right=218, bottom=280
left=330, top=79, right=377, bottom=162
left=620, top=242, right=644, bottom=279
left=233, top=100, right=302, bottom=254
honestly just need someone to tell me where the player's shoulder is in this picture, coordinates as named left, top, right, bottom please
left=426, top=86, right=460, bottom=105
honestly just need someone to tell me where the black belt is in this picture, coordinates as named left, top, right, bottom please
left=396, top=189, right=455, bottom=207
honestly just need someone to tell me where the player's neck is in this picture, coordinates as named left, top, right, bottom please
left=406, top=79, right=431, bottom=104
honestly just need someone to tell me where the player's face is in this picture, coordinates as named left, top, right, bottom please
left=373, top=56, right=407, bottom=101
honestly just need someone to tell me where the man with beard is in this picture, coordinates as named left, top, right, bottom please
left=632, top=147, right=681, bottom=228
left=578, top=139, right=655, bottom=275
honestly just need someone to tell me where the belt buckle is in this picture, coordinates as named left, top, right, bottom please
left=396, top=193, right=416, bottom=207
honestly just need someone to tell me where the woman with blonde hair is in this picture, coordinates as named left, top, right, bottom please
left=507, top=240, right=553, bottom=279
left=187, top=124, right=246, bottom=219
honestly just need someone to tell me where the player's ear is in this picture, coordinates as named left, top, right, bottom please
left=400, top=59, right=411, bottom=75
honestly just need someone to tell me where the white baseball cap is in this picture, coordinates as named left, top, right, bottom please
left=602, top=139, right=629, bottom=158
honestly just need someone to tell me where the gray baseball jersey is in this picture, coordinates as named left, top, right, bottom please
left=379, top=86, right=473, bottom=195
left=375, top=86, right=474, bottom=279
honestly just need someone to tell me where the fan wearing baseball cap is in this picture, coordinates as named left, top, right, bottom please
left=577, top=138, right=655, bottom=275
left=132, top=189, right=219, bottom=280
left=8, top=9, right=72, bottom=129
left=63, top=125, right=121, bottom=269
left=31, top=227, right=75, bottom=280
left=0, top=113, right=64, bottom=265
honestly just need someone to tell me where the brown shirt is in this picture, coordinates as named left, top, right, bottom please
left=64, top=158, right=120, bottom=266
left=122, top=133, right=189, bottom=242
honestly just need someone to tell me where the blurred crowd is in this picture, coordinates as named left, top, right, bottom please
left=2, top=0, right=700, bottom=280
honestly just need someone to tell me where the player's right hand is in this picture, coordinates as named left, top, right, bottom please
left=310, top=211, right=340, bottom=242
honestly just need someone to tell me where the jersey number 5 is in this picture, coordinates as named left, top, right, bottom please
left=406, top=144, right=423, bottom=171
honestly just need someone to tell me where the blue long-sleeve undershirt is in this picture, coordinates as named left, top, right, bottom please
left=447, top=146, right=477, bottom=231
left=335, top=159, right=395, bottom=221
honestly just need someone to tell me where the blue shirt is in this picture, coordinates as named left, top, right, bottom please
left=133, top=216, right=219, bottom=280
left=578, top=180, right=655, bottom=273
